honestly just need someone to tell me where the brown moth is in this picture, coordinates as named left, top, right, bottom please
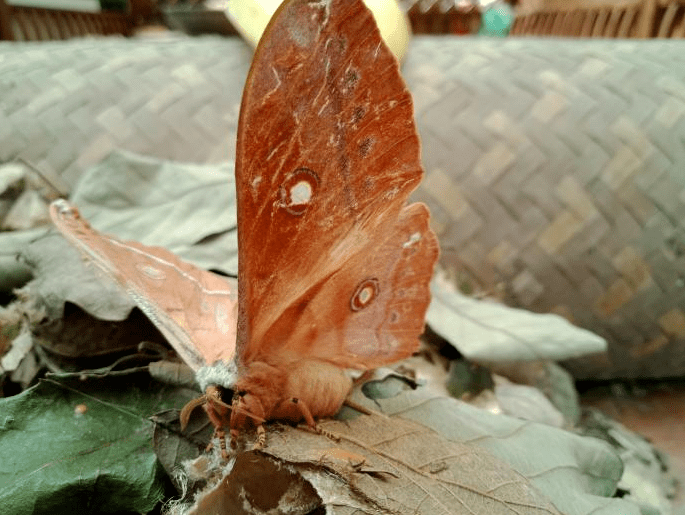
left=51, top=0, right=438, bottom=453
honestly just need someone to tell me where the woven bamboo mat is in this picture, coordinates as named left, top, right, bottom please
left=1, top=35, right=684, bottom=379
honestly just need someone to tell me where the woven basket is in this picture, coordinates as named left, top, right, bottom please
left=1, top=35, right=684, bottom=379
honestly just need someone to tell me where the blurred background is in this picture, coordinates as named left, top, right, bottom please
left=2, top=0, right=685, bottom=41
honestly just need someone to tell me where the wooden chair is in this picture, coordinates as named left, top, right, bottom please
left=511, top=0, right=685, bottom=38
left=0, top=0, right=132, bottom=40
left=403, top=0, right=482, bottom=35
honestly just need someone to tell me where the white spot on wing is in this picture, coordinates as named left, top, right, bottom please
left=136, top=263, right=166, bottom=280
left=290, top=181, right=312, bottom=205
left=403, top=232, right=422, bottom=248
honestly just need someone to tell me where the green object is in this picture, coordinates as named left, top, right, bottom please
left=0, top=375, right=189, bottom=515
left=479, top=3, right=515, bottom=37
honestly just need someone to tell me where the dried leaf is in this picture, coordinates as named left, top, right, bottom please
left=151, top=408, right=214, bottom=493
left=0, top=328, right=32, bottom=373
left=0, top=229, right=40, bottom=295
left=358, top=389, right=641, bottom=515
left=20, top=233, right=135, bottom=322
left=68, top=150, right=237, bottom=273
left=581, top=409, right=676, bottom=515
left=189, top=452, right=321, bottom=515
left=0, top=162, right=26, bottom=194
left=264, top=414, right=563, bottom=515
left=163, top=381, right=641, bottom=515
left=492, top=376, right=566, bottom=428
left=490, top=362, right=581, bottom=426
left=2, top=190, right=50, bottom=231
left=426, top=272, right=607, bottom=362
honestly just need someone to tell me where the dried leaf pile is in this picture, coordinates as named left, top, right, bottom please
left=0, top=153, right=677, bottom=514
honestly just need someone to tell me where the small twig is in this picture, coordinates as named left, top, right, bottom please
left=343, top=398, right=388, bottom=418
left=17, top=157, right=69, bottom=197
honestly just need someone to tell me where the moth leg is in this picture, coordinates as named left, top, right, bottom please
left=180, top=389, right=230, bottom=458
left=229, top=391, right=268, bottom=450
left=343, top=398, right=385, bottom=417
left=290, top=398, right=340, bottom=442
left=253, top=424, right=266, bottom=450
left=202, top=386, right=232, bottom=457
left=217, top=428, right=228, bottom=458
left=229, top=394, right=242, bottom=449
left=205, top=427, right=229, bottom=458
left=352, top=369, right=375, bottom=387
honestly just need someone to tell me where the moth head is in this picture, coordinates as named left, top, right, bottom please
left=195, top=359, right=239, bottom=391
left=180, top=360, right=248, bottom=432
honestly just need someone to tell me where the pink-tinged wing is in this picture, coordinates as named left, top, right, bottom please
left=49, top=199, right=237, bottom=370
left=235, top=0, right=438, bottom=367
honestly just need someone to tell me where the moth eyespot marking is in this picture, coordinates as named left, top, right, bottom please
left=351, top=278, right=379, bottom=311
left=403, top=232, right=422, bottom=248
left=291, top=181, right=312, bottom=204
left=279, top=167, right=320, bottom=216
left=252, top=176, right=262, bottom=190
left=358, top=137, right=374, bottom=158
left=136, top=263, right=166, bottom=280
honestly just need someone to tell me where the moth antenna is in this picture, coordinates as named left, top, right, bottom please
left=179, top=394, right=207, bottom=430
left=209, top=396, right=233, bottom=412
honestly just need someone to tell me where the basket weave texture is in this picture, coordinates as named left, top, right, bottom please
left=1, top=36, right=684, bottom=379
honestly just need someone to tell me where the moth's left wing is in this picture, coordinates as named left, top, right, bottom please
left=50, top=200, right=237, bottom=370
